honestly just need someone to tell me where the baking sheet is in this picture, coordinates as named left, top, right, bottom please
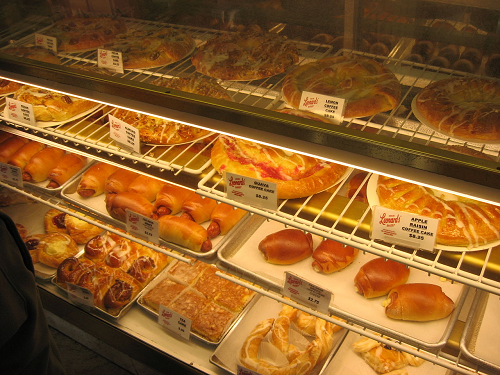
left=324, top=331, right=449, bottom=375
left=460, top=290, right=500, bottom=372
left=210, top=295, right=348, bottom=374
left=137, top=262, right=259, bottom=345
left=218, top=215, right=467, bottom=351
left=61, top=176, right=249, bottom=259
left=1, top=202, right=84, bottom=280
left=366, top=173, right=500, bottom=252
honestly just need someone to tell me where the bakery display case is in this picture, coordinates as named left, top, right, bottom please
left=1, top=0, right=500, bottom=374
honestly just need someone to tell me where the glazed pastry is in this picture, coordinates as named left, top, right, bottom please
left=384, top=283, right=455, bottom=321
left=36, top=232, right=79, bottom=268
left=84, top=232, right=118, bottom=261
left=354, top=257, right=410, bottom=298
left=311, top=239, right=358, bottom=274
left=258, top=229, right=313, bottom=265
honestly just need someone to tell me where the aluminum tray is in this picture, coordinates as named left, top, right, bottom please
left=210, top=295, right=348, bottom=375
left=61, top=175, right=250, bottom=259
left=218, top=214, right=468, bottom=352
left=136, top=262, right=259, bottom=345
left=460, top=289, right=500, bottom=373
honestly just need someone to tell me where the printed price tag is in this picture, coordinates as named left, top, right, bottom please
left=158, top=305, right=191, bottom=340
left=0, top=162, right=23, bottom=188
left=299, top=91, right=346, bottom=124
left=67, top=283, right=95, bottom=308
left=5, top=98, right=36, bottom=126
left=97, top=48, right=124, bottom=74
left=283, top=272, right=332, bottom=314
left=371, top=206, right=439, bottom=252
left=237, top=364, right=262, bottom=375
left=225, top=172, right=277, bottom=211
left=125, top=209, right=159, bottom=244
left=109, top=114, right=141, bottom=153
left=35, top=33, right=57, bottom=53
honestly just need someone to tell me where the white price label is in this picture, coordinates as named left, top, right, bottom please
left=109, top=114, right=141, bottom=153
left=225, top=172, right=277, bottom=210
left=35, top=33, right=57, bottom=53
left=283, top=272, right=332, bottom=314
left=125, top=209, right=159, bottom=244
left=0, top=162, right=23, bottom=188
left=5, top=98, right=36, bottom=126
left=371, top=206, right=439, bottom=252
left=158, top=305, right=191, bottom=340
left=299, top=91, right=346, bottom=124
left=67, top=283, right=95, bottom=308
left=97, top=48, right=124, bottom=74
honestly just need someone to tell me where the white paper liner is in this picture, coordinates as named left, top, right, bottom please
left=471, top=295, right=500, bottom=367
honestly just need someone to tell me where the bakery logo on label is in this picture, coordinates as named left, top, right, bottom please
left=161, top=310, right=172, bottom=320
left=0, top=165, right=6, bottom=173
left=379, top=212, right=400, bottom=227
left=287, top=274, right=302, bottom=288
left=228, top=175, right=245, bottom=188
left=8, top=101, right=17, bottom=112
left=302, top=96, right=319, bottom=108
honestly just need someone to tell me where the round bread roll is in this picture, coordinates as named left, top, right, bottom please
left=258, top=229, right=313, bottom=265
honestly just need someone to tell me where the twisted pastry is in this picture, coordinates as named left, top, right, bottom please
left=376, top=175, right=500, bottom=248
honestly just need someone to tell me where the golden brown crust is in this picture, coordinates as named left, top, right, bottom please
left=211, top=135, right=349, bottom=199
left=282, top=55, right=401, bottom=118
left=311, top=240, right=358, bottom=274
left=158, top=215, right=212, bottom=252
left=191, top=31, right=299, bottom=81
left=207, top=203, right=247, bottom=238
left=22, top=147, right=66, bottom=182
left=104, top=168, right=139, bottom=195
left=0, top=79, right=22, bottom=95
left=7, top=140, right=45, bottom=169
left=43, top=17, right=127, bottom=52
left=37, top=232, right=79, bottom=268
left=259, top=229, right=313, bottom=265
left=64, top=215, right=103, bottom=244
left=103, top=28, right=194, bottom=69
left=112, top=108, right=211, bottom=145
left=354, top=257, right=410, bottom=298
left=105, top=191, right=154, bottom=222
left=127, top=175, right=166, bottom=202
left=376, top=175, right=500, bottom=248
left=47, top=153, right=87, bottom=188
left=415, top=77, right=500, bottom=142
left=13, top=86, right=97, bottom=122
left=151, top=75, right=232, bottom=101
left=0, top=136, right=30, bottom=163
left=384, top=283, right=455, bottom=321
left=153, top=183, right=192, bottom=217
left=44, top=208, right=67, bottom=233
left=77, top=162, right=118, bottom=197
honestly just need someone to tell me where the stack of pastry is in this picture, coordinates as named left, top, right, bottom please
left=76, top=162, right=247, bottom=252
left=142, top=260, right=255, bottom=342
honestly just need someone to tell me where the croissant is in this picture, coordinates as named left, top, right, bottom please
left=180, top=192, right=217, bottom=223
left=152, top=183, right=191, bottom=217
left=384, top=283, right=455, bottom=321
left=258, top=229, right=313, bottom=265
left=354, top=257, right=410, bottom=298
left=22, top=147, right=66, bottom=182
left=207, top=202, right=247, bottom=238
left=376, top=175, right=500, bottom=248
left=311, top=239, right=358, bottom=273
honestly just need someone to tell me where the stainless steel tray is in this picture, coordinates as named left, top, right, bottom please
left=460, top=289, right=500, bottom=373
left=61, top=175, right=250, bottom=259
left=217, top=214, right=469, bottom=352
left=210, top=295, right=348, bottom=375
left=136, top=261, right=259, bottom=345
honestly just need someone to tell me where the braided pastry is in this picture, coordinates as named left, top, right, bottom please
left=376, top=175, right=500, bottom=248
left=239, top=305, right=336, bottom=375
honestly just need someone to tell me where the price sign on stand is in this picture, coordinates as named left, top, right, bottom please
left=283, top=272, right=332, bottom=314
left=371, top=206, right=439, bottom=252
left=5, top=98, right=36, bottom=126
left=299, top=91, right=346, bottom=124
left=67, top=283, right=94, bottom=308
left=225, top=172, right=278, bottom=211
left=158, top=305, right=191, bottom=340
left=0, top=163, right=23, bottom=188
left=35, top=33, right=57, bottom=53
left=97, top=49, right=124, bottom=74
left=109, top=114, right=141, bottom=153
left=125, top=209, right=159, bottom=244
